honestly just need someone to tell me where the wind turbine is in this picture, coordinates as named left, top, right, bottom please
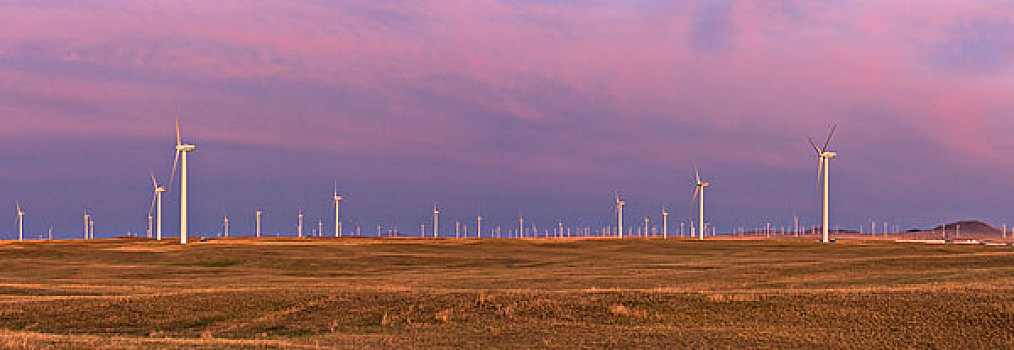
left=297, top=210, right=304, bottom=238
left=691, top=166, right=710, bottom=240
left=643, top=217, right=649, bottom=238
left=519, top=215, right=525, bottom=239
left=168, top=117, right=196, bottom=244
left=333, top=182, right=343, bottom=237
left=614, top=191, right=625, bottom=239
left=223, top=215, right=230, bottom=237
left=662, top=206, right=669, bottom=239
left=477, top=215, right=483, bottom=239
left=809, top=125, right=838, bottom=243
left=148, top=171, right=166, bottom=241
left=256, top=207, right=264, bottom=238
left=83, top=210, right=90, bottom=240
left=16, top=203, right=24, bottom=241
left=432, top=204, right=439, bottom=238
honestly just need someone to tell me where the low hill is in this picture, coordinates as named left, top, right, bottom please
left=931, top=220, right=1002, bottom=237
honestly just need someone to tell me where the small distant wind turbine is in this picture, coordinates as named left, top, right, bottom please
left=519, top=215, right=525, bottom=239
left=256, top=207, right=264, bottom=238
left=477, top=215, right=483, bottom=239
left=432, top=204, right=440, bottom=238
left=297, top=210, right=304, bottom=238
left=83, top=210, right=90, bottom=240
left=16, top=203, right=24, bottom=241
left=691, top=166, right=711, bottom=240
left=809, top=124, right=838, bottom=243
left=614, top=191, right=625, bottom=239
left=333, top=182, right=343, bottom=237
left=662, top=206, right=670, bottom=239
left=148, top=171, right=166, bottom=241
left=223, top=215, right=230, bottom=237
left=167, top=117, right=196, bottom=245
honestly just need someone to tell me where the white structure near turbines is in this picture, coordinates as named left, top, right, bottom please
left=809, top=125, right=838, bottom=243
left=170, top=118, right=196, bottom=245
left=691, top=166, right=711, bottom=240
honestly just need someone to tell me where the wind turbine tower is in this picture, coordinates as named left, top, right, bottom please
left=477, top=215, right=483, bottom=239
left=16, top=203, right=24, bottom=241
left=614, top=192, right=625, bottom=239
left=256, top=208, right=264, bottom=238
left=298, top=210, right=304, bottom=238
left=333, top=183, right=343, bottom=237
left=691, top=166, right=711, bottom=240
left=432, top=205, right=440, bottom=238
left=149, top=172, right=166, bottom=241
left=809, top=125, right=838, bottom=243
left=662, top=207, right=669, bottom=239
left=224, top=216, right=230, bottom=237
left=169, top=118, right=197, bottom=245
left=83, top=210, right=90, bottom=240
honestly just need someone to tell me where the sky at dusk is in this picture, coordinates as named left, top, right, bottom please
left=2, top=0, right=1014, bottom=238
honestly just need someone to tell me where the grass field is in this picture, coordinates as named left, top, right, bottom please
left=0, top=237, right=1012, bottom=349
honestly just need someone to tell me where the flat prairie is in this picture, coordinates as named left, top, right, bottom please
left=0, top=238, right=1012, bottom=349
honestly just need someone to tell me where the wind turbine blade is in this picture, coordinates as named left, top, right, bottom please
left=16, top=202, right=21, bottom=213
left=148, top=193, right=157, bottom=218
left=175, top=112, right=182, bottom=147
left=822, top=124, right=837, bottom=152
left=816, top=157, right=824, bottom=198
left=150, top=170, right=158, bottom=189
left=167, top=149, right=180, bottom=192
left=691, top=186, right=700, bottom=206
left=694, top=165, right=701, bottom=184
left=808, top=137, right=821, bottom=155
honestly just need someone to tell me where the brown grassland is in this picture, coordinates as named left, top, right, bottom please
left=0, top=237, right=1012, bottom=349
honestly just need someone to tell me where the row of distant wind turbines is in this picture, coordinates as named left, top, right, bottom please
left=11, top=121, right=840, bottom=244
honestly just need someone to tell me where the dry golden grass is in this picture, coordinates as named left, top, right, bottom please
left=0, top=237, right=1012, bottom=348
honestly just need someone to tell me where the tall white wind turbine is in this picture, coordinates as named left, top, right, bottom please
left=16, top=203, right=24, bottom=241
left=691, top=166, right=711, bottom=240
left=168, top=118, right=196, bottom=244
left=148, top=171, right=166, bottom=241
left=809, top=125, right=838, bottom=243
left=614, top=191, right=625, bottom=239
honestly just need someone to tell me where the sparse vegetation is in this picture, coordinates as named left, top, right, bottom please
left=0, top=238, right=1011, bottom=348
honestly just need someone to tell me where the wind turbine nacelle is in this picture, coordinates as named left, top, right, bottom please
left=823, top=152, right=837, bottom=159
left=177, top=144, right=197, bottom=152
left=700, top=182, right=711, bottom=187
